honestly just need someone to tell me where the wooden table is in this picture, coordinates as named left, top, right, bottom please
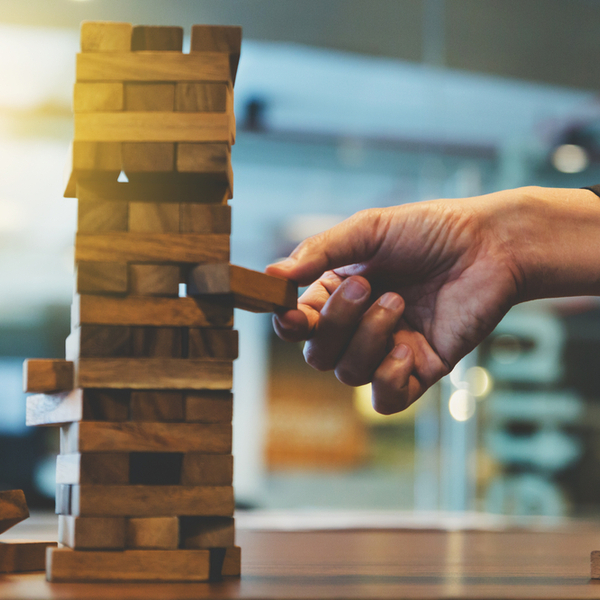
left=3, top=524, right=600, bottom=599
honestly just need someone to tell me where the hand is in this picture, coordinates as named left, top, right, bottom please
left=266, top=191, right=527, bottom=414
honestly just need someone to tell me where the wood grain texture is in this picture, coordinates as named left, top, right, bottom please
left=122, top=142, right=175, bottom=172
left=80, top=22, right=132, bottom=52
left=75, top=233, right=229, bottom=263
left=176, top=143, right=230, bottom=175
left=124, top=84, right=175, bottom=111
left=180, top=516, right=234, bottom=549
left=76, top=262, right=128, bottom=294
left=0, top=541, right=56, bottom=573
left=129, top=202, right=180, bottom=233
left=184, top=391, right=233, bottom=423
left=73, top=83, right=124, bottom=112
left=60, top=421, right=231, bottom=453
left=66, top=325, right=131, bottom=359
left=68, top=485, right=234, bottom=517
left=58, top=516, right=126, bottom=550
left=47, top=547, right=211, bottom=582
left=73, top=294, right=234, bottom=328
left=23, top=359, right=74, bottom=393
left=179, top=204, right=231, bottom=234
left=75, top=358, right=233, bottom=390
left=130, top=327, right=183, bottom=357
left=0, top=490, right=29, bottom=535
left=131, top=26, right=184, bottom=51
left=78, top=199, right=128, bottom=233
left=129, top=265, right=181, bottom=297
left=56, top=453, right=129, bottom=485
left=65, top=141, right=121, bottom=197
left=190, top=25, right=242, bottom=82
left=180, top=454, right=233, bottom=486
left=126, top=517, right=179, bottom=549
left=221, top=545, right=241, bottom=577
left=130, top=391, right=184, bottom=422
left=76, top=51, right=230, bottom=82
left=74, top=112, right=234, bottom=143
left=188, top=329, right=238, bottom=359
left=188, top=264, right=297, bottom=312
left=175, top=83, right=228, bottom=112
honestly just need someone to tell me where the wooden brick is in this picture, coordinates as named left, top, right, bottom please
left=65, top=142, right=122, bottom=198
left=180, top=516, right=234, bottom=549
left=60, top=421, right=231, bottom=454
left=131, top=25, right=183, bottom=51
left=0, top=541, right=56, bottom=573
left=188, top=328, right=238, bottom=360
left=73, top=82, right=124, bottom=112
left=124, top=84, right=175, bottom=111
left=68, top=485, right=234, bottom=517
left=181, top=454, right=233, bottom=486
left=75, top=233, right=229, bottom=264
left=0, top=490, right=29, bottom=535
left=221, top=546, right=241, bottom=577
left=58, top=516, right=126, bottom=549
left=66, top=325, right=131, bottom=359
left=56, top=453, right=129, bottom=485
left=184, top=391, right=233, bottom=423
left=188, top=264, right=297, bottom=312
left=23, top=359, right=73, bottom=393
left=130, top=391, right=184, bottom=422
left=80, top=22, right=132, bottom=52
left=78, top=199, right=128, bottom=233
left=122, top=142, right=175, bottom=172
left=73, top=294, right=234, bottom=328
left=180, top=203, right=231, bottom=234
left=129, top=265, right=181, bottom=297
left=177, top=143, right=230, bottom=175
left=55, top=484, right=71, bottom=515
left=130, top=327, right=183, bottom=358
left=126, top=517, right=179, bottom=549
left=190, top=25, right=241, bottom=81
left=175, top=82, right=228, bottom=112
left=76, top=262, right=128, bottom=294
left=129, top=202, right=179, bottom=233
left=47, top=547, right=211, bottom=582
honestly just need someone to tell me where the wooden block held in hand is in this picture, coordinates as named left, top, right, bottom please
left=56, top=452, right=129, bottom=485
left=126, top=517, right=179, bottom=549
left=180, top=516, right=234, bottom=549
left=175, top=83, right=228, bottom=112
left=0, top=541, right=57, bottom=574
left=129, top=202, right=179, bottom=233
left=129, top=265, right=181, bottom=297
left=73, top=83, right=124, bottom=112
left=131, top=26, right=184, bottom=51
left=80, top=22, right=132, bottom=52
left=185, top=390, right=233, bottom=423
left=0, top=490, right=29, bottom=535
left=76, top=262, right=128, bottom=294
left=59, top=515, right=125, bottom=549
left=181, top=453, right=233, bottom=486
left=78, top=199, right=128, bottom=233
left=180, top=203, right=231, bottom=234
left=188, top=329, right=238, bottom=359
left=130, top=391, right=184, bottom=422
left=24, top=359, right=74, bottom=393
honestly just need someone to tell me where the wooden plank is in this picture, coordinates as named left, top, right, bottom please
left=46, top=547, right=211, bottom=582
left=131, top=25, right=183, bottom=51
left=55, top=484, right=71, bottom=515
left=130, top=326, right=183, bottom=358
left=188, top=264, right=298, bottom=312
left=129, top=202, right=179, bottom=233
left=181, top=454, right=233, bottom=486
left=124, top=83, right=175, bottom=111
left=180, top=516, right=234, bottom=549
left=175, top=82, right=228, bottom=112
left=61, top=421, right=232, bottom=453
left=179, top=203, right=231, bottom=234
left=56, top=453, right=129, bottom=485
left=58, top=516, right=126, bottom=549
left=73, top=82, right=124, bottom=112
left=65, top=141, right=122, bottom=197
left=75, top=233, right=230, bottom=264
left=23, top=359, right=73, bottom=393
left=130, top=391, right=184, bottom=422
left=78, top=199, right=128, bottom=233
left=80, top=21, right=132, bottom=52
left=184, top=390, right=233, bottom=423
left=66, top=325, right=131, bottom=359
left=76, top=261, right=128, bottom=294
left=122, top=142, right=175, bottom=172
left=0, top=490, right=29, bottom=535
left=76, top=51, right=230, bottom=82
left=221, top=546, right=241, bottom=577
left=129, top=265, right=181, bottom=297
left=0, top=541, right=56, bottom=574
left=74, top=112, right=234, bottom=144
left=73, top=294, right=234, bottom=328
left=126, top=517, right=179, bottom=549
left=190, top=25, right=242, bottom=82
left=176, top=143, right=230, bottom=175
left=68, top=485, right=234, bottom=517
left=188, top=328, right=238, bottom=359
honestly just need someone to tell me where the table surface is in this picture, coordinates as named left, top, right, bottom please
left=4, top=519, right=600, bottom=600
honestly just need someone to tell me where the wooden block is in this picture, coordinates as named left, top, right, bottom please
left=56, top=453, right=129, bottom=485
left=126, top=517, right=179, bottom=549
left=0, top=541, right=56, bottom=574
left=130, top=391, right=184, bottom=422
left=68, top=485, right=234, bottom=517
left=65, top=142, right=122, bottom=198
left=0, top=490, right=29, bottom=535
left=67, top=325, right=131, bottom=359
left=130, top=327, right=183, bottom=357
left=60, top=421, right=231, bottom=453
left=76, top=261, right=128, bottom=294
left=47, top=547, right=211, bottom=582
left=59, top=516, right=126, bottom=549
left=73, top=294, right=234, bottom=328
left=181, top=454, right=233, bottom=486
left=75, top=233, right=229, bottom=264
left=221, top=546, right=241, bottom=577
left=185, top=391, right=233, bottom=423
left=129, top=202, right=180, bottom=233
left=122, top=142, right=175, bottom=172
left=129, top=452, right=183, bottom=485
left=190, top=25, right=242, bottom=82
left=78, top=199, right=128, bottom=233
left=129, top=265, right=181, bottom=297
left=80, top=21, right=132, bottom=52
left=177, top=143, right=230, bottom=176
left=23, top=359, right=73, bottom=393
left=180, top=516, right=234, bottom=549
left=131, top=25, right=183, bottom=51
left=180, top=203, right=231, bottom=234
left=55, top=484, right=71, bottom=515
left=73, top=82, right=124, bottom=112
left=188, top=264, right=298, bottom=312
left=124, top=83, right=175, bottom=112
left=187, top=328, right=238, bottom=360
left=175, top=83, right=228, bottom=112
left=592, top=550, right=600, bottom=578
left=26, top=389, right=129, bottom=426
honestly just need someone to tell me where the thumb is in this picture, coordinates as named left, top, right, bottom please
left=266, top=210, right=383, bottom=286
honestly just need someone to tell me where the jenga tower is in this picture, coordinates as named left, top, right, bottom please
left=23, top=22, right=296, bottom=583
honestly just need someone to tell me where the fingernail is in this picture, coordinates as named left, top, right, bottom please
left=378, top=292, right=402, bottom=311
left=342, top=279, right=369, bottom=301
left=392, top=344, right=410, bottom=360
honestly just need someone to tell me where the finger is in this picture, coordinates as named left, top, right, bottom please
left=334, top=292, right=405, bottom=387
left=371, top=344, right=422, bottom=415
left=303, top=276, right=371, bottom=371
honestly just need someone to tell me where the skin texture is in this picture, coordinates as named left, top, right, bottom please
left=267, top=186, right=600, bottom=414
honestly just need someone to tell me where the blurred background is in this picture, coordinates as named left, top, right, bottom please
left=2, top=0, right=600, bottom=518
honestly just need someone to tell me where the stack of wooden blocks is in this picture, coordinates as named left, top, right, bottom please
left=23, top=21, right=296, bottom=583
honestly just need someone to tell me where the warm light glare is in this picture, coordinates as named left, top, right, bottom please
left=448, top=389, right=476, bottom=422
left=551, top=144, right=589, bottom=173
